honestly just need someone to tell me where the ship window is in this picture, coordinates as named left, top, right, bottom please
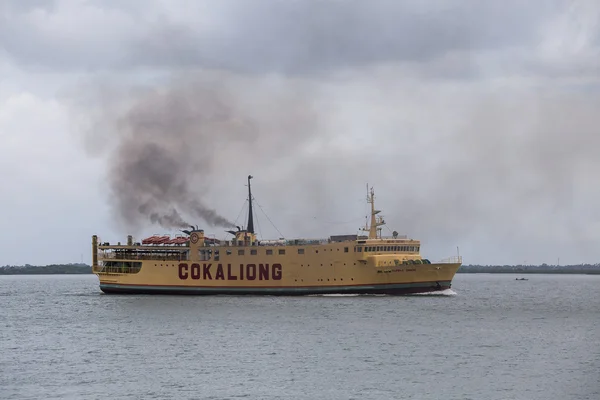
left=298, top=249, right=304, bottom=254
left=266, top=249, right=273, bottom=255
left=344, top=247, right=348, bottom=253
left=250, top=249, right=257, bottom=255
left=199, top=250, right=211, bottom=261
left=238, top=249, right=245, bottom=255
left=386, top=246, right=390, bottom=251
left=377, top=246, right=381, bottom=252
left=279, top=249, right=285, bottom=255
left=226, top=250, right=232, bottom=255
left=416, top=246, right=420, bottom=252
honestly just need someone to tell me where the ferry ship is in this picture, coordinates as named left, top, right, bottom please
left=92, top=176, right=462, bottom=295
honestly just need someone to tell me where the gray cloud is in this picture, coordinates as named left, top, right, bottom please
left=1, top=0, right=56, bottom=13
left=2, top=0, right=600, bottom=265
left=1, top=0, right=562, bottom=75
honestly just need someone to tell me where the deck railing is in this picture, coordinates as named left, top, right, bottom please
left=94, top=261, right=143, bottom=274
left=437, top=256, right=463, bottom=264
left=379, top=235, right=409, bottom=239
left=98, top=251, right=187, bottom=261
left=98, top=235, right=420, bottom=249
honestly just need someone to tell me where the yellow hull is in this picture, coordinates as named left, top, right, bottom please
left=93, top=241, right=461, bottom=295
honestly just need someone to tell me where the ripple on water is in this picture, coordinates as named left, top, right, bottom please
left=0, top=273, right=599, bottom=400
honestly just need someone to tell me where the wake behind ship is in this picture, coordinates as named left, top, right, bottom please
left=92, top=176, right=462, bottom=295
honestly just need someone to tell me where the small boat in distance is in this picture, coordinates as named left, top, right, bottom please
left=92, top=176, right=462, bottom=295
left=515, top=278, right=529, bottom=281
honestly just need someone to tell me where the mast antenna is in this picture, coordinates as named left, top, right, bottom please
left=360, top=185, right=385, bottom=239
left=247, top=175, right=254, bottom=234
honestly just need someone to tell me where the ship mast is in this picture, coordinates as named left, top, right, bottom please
left=246, top=175, right=254, bottom=234
left=361, top=185, right=385, bottom=239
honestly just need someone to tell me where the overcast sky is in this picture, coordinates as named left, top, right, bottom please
left=1, top=0, right=599, bottom=266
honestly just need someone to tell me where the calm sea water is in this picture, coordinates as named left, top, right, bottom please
left=1, top=273, right=598, bottom=400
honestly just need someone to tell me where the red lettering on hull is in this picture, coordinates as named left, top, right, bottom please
left=215, top=265, right=225, bottom=280
left=247, top=264, right=256, bottom=280
left=177, top=263, right=283, bottom=281
left=227, top=264, right=237, bottom=280
left=203, top=264, right=212, bottom=279
left=178, top=263, right=188, bottom=279
left=191, top=263, right=201, bottom=279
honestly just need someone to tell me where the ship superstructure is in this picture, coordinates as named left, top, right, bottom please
left=92, top=176, right=462, bottom=295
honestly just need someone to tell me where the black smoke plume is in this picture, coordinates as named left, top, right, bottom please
left=71, top=71, right=320, bottom=232
left=104, top=79, right=248, bottom=230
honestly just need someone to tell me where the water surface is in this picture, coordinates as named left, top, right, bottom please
left=1, top=273, right=598, bottom=399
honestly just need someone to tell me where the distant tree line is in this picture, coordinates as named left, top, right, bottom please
left=0, top=263, right=599, bottom=275
left=0, top=263, right=91, bottom=275
left=458, top=263, right=600, bottom=274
